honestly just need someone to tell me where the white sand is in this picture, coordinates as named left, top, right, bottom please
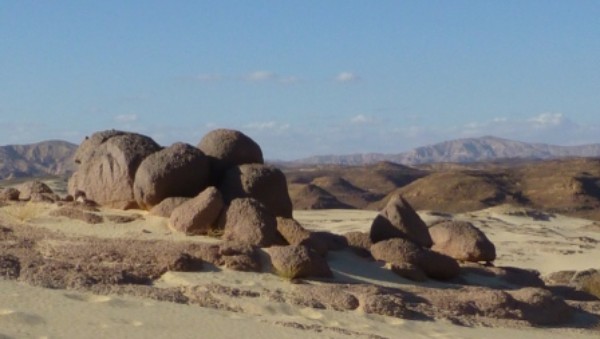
left=1, top=204, right=599, bottom=338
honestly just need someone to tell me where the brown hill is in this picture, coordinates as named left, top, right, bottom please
left=285, top=157, right=600, bottom=221
left=288, top=183, right=353, bottom=210
left=0, top=140, right=77, bottom=179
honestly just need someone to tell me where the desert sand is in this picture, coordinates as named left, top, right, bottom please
left=1, top=201, right=599, bottom=338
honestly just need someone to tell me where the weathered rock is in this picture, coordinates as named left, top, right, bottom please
left=276, top=217, right=328, bottom=256
left=169, top=187, right=224, bottom=235
left=419, top=250, right=460, bottom=281
left=68, top=131, right=161, bottom=209
left=370, top=238, right=423, bottom=266
left=570, top=269, right=600, bottom=298
left=509, top=287, right=573, bottom=325
left=220, top=164, right=292, bottom=218
left=17, top=180, right=53, bottom=201
left=133, top=143, right=210, bottom=210
left=220, top=198, right=277, bottom=247
left=30, top=192, right=60, bottom=203
left=293, top=285, right=359, bottom=311
left=0, top=187, right=20, bottom=201
left=197, top=129, right=264, bottom=175
left=369, top=194, right=432, bottom=247
left=343, top=231, right=372, bottom=257
left=267, top=245, right=332, bottom=279
left=150, top=197, right=190, bottom=218
left=363, top=294, right=412, bottom=318
left=429, top=220, right=496, bottom=262
left=218, top=242, right=262, bottom=272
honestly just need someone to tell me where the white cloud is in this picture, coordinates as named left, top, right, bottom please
left=114, top=114, right=138, bottom=123
left=244, top=70, right=276, bottom=82
left=528, top=112, right=564, bottom=128
left=350, top=114, right=373, bottom=124
left=279, top=76, right=301, bottom=84
left=335, top=71, right=360, bottom=83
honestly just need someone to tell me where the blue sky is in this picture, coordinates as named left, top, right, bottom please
left=1, top=1, right=599, bottom=159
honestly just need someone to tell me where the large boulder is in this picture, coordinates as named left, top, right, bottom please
left=343, top=231, right=373, bottom=258
left=266, top=245, right=332, bottom=279
left=370, top=238, right=422, bottom=266
left=429, top=221, right=496, bottom=262
left=370, top=238, right=459, bottom=281
left=169, top=187, right=224, bottom=235
left=220, top=164, right=293, bottom=218
left=17, top=180, right=53, bottom=201
left=220, top=198, right=278, bottom=247
left=68, top=130, right=161, bottom=209
left=197, top=129, right=263, bottom=176
left=369, top=194, right=432, bottom=247
left=133, top=143, right=210, bottom=210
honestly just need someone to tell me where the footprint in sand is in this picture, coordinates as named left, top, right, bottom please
left=0, top=309, right=45, bottom=326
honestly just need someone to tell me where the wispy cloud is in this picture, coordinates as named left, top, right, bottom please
left=244, top=121, right=291, bottom=132
left=528, top=112, right=565, bottom=128
left=244, top=70, right=277, bottom=82
left=350, top=114, right=373, bottom=124
left=114, top=114, right=138, bottom=123
left=335, top=71, right=360, bottom=83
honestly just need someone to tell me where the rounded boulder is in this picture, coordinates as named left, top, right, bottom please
left=169, top=187, right=224, bottom=235
left=68, top=130, right=161, bottom=209
left=133, top=143, right=210, bottom=210
left=197, top=129, right=263, bottom=175
left=429, top=220, right=496, bottom=262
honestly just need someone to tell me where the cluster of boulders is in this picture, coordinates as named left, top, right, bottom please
left=60, top=128, right=501, bottom=281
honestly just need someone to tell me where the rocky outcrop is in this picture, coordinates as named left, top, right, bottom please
left=133, top=143, right=210, bottom=210
left=369, top=194, right=432, bottom=247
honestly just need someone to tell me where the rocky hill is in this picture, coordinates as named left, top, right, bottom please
left=0, top=140, right=77, bottom=179
left=284, top=158, right=600, bottom=221
left=293, top=136, right=600, bottom=165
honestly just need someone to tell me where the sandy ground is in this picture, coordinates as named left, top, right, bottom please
left=1, top=203, right=599, bottom=339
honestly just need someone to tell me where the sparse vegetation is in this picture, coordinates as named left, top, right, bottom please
left=0, top=202, right=47, bottom=223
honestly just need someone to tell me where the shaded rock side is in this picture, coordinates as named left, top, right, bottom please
left=369, top=194, right=432, bottom=247
left=169, top=187, right=224, bottom=235
left=220, top=163, right=293, bottom=218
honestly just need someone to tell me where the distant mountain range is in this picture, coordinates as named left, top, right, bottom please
left=0, top=140, right=77, bottom=179
left=2, top=136, right=600, bottom=180
left=291, top=136, right=600, bottom=165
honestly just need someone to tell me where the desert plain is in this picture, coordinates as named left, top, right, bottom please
left=0, top=189, right=599, bottom=338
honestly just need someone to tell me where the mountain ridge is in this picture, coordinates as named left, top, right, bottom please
left=290, top=136, right=600, bottom=165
